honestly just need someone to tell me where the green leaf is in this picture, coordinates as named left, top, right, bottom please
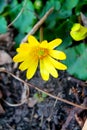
left=40, top=0, right=61, bottom=18
left=11, top=0, right=35, bottom=33
left=75, top=0, right=87, bottom=15
left=57, top=9, right=72, bottom=19
left=1, top=0, right=19, bottom=18
left=41, top=0, right=61, bottom=13
left=34, top=92, right=47, bottom=102
left=57, top=0, right=79, bottom=19
left=56, top=20, right=73, bottom=50
left=40, top=0, right=61, bottom=29
left=14, top=33, right=25, bottom=48
left=64, top=43, right=87, bottom=80
left=64, top=0, right=79, bottom=10
left=0, top=0, right=7, bottom=13
left=0, top=16, right=7, bottom=33
left=9, top=0, right=18, bottom=8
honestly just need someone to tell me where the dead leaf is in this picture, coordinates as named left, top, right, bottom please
left=75, top=114, right=84, bottom=127
left=82, top=119, right=87, bottom=130
left=28, top=97, right=37, bottom=108
left=0, top=50, right=12, bottom=65
left=81, top=12, right=87, bottom=27
left=21, top=84, right=29, bottom=103
left=0, top=33, right=11, bottom=43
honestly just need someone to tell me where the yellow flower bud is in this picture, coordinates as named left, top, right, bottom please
left=70, top=23, right=87, bottom=41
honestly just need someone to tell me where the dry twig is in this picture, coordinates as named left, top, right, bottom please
left=21, top=7, right=54, bottom=43
left=82, top=119, right=87, bottom=130
left=0, top=68, right=87, bottom=110
left=61, top=97, right=87, bottom=130
left=7, top=0, right=27, bottom=28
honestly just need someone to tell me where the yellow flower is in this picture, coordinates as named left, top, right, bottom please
left=13, top=35, right=67, bottom=81
left=70, top=23, right=87, bottom=41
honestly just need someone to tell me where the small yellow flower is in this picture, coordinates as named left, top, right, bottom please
left=70, top=23, right=87, bottom=41
left=13, top=35, right=67, bottom=81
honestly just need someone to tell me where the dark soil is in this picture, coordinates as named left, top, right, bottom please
left=0, top=32, right=87, bottom=130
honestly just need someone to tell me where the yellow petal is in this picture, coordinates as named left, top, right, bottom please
left=19, top=53, right=35, bottom=70
left=16, top=43, right=30, bottom=52
left=13, top=52, right=29, bottom=62
left=48, top=56, right=67, bottom=70
left=28, top=35, right=40, bottom=46
left=19, top=59, right=30, bottom=71
left=43, top=57, right=58, bottom=78
left=40, top=40, right=48, bottom=48
left=49, top=50, right=66, bottom=60
left=48, top=39, right=62, bottom=49
left=26, top=59, right=38, bottom=79
left=71, top=23, right=80, bottom=31
left=70, top=23, right=87, bottom=41
left=40, top=59, right=49, bottom=81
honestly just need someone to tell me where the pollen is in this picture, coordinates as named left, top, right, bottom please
left=38, top=48, right=48, bottom=59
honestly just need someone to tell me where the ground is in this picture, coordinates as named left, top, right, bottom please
left=0, top=31, right=87, bottom=130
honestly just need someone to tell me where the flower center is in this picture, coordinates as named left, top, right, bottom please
left=38, top=48, right=48, bottom=59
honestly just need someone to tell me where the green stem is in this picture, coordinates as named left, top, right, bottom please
left=40, top=26, right=43, bottom=42
left=2, top=11, right=10, bottom=17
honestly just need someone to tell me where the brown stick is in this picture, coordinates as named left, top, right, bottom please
left=8, top=0, right=27, bottom=28
left=0, top=68, right=87, bottom=109
left=82, top=119, right=87, bottom=130
left=21, top=7, right=54, bottom=43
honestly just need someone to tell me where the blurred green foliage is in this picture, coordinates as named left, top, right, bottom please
left=0, top=0, right=87, bottom=80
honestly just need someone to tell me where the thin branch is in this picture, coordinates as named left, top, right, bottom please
left=82, top=119, right=87, bottom=130
left=21, top=7, right=54, bottom=43
left=0, top=68, right=87, bottom=109
left=3, top=83, right=29, bottom=107
left=68, top=76, right=87, bottom=87
left=0, top=68, right=29, bottom=107
left=3, top=98, right=28, bottom=107
left=7, top=0, right=27, bottom=28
